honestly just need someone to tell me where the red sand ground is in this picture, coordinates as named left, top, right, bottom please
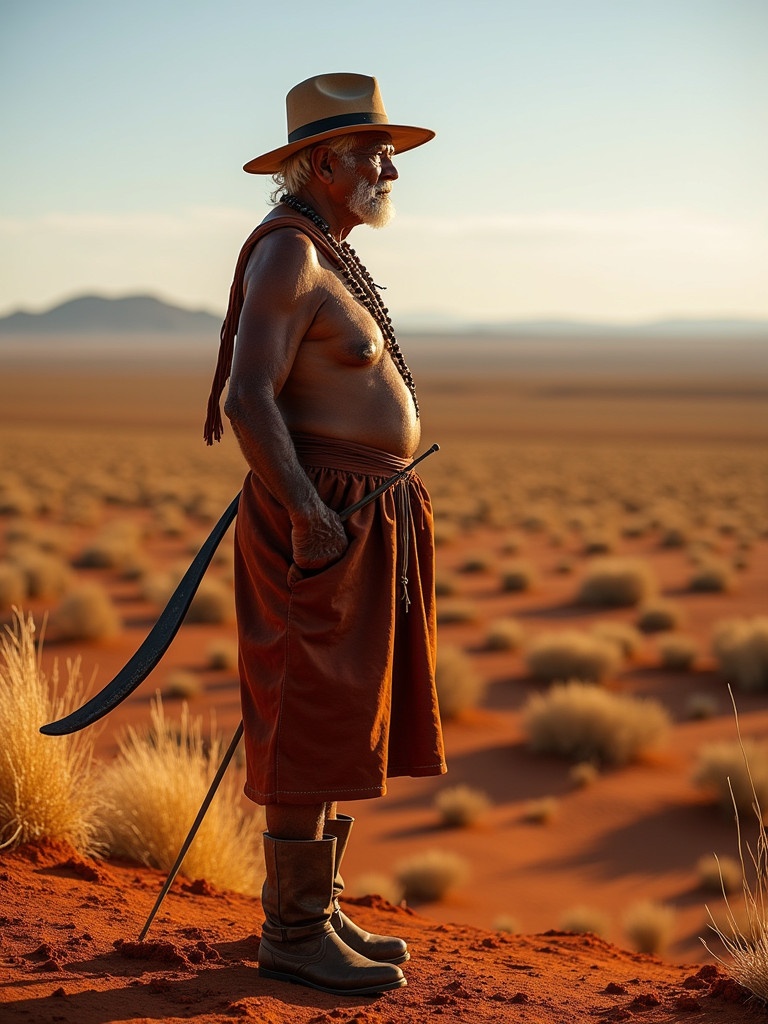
left=1, top=838, right=763, bottom=1024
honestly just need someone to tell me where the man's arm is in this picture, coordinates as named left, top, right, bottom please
left=224, top=228, right=348, bottom=569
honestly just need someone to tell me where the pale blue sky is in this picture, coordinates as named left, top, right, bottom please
left=2, top=0, right=766, bottom=323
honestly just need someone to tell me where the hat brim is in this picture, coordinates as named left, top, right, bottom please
left=243, top=123, right=435, bottom=174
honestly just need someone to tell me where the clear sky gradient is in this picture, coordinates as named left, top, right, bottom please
left=2, top=0, right=766, bottom=324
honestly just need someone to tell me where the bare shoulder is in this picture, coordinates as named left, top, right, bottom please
left=243, top=219, right=324, bottom=292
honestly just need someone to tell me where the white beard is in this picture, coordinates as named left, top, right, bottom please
left=346, top=177, right=395, bottom=229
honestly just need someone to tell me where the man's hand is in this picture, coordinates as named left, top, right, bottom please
left=290, top=502, right=348, bottom=570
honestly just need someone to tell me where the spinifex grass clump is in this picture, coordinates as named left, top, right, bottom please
left=712, top=617, right=768, bottom=692
left=523, top=681, right=670, bottom=766
left=702, top=694, right=768, bottom=1002
left=0, top=609, right=98, bottom=852
left=96, top=698, right=264, bottom=895
left=526, top=630, right=622, bottom=685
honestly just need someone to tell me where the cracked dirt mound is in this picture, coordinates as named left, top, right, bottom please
left=1, top=839, right=763, bottom=1023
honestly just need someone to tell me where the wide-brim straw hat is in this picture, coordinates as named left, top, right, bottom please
left=243, top=73, right=435, bottom=174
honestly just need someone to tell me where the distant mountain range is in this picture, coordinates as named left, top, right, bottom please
left=0, top=294, right=221, bottom=334
left=1, top=293, right=767, bottom=340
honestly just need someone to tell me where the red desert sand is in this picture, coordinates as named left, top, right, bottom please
left=1, top=837, right=763, bottom=1024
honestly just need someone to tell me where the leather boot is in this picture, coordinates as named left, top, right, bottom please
left=324, top=815, right=409, bottom=964
left=257, top=833, right=406, bottom=996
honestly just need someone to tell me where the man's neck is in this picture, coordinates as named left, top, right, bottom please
left=292, top=186, right=359, bottom=242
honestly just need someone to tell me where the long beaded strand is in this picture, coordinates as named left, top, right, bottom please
left=280, top=192, right=419, bottom=418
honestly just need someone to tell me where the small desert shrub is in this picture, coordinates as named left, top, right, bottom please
left=434, top=573, right=458, bottom=598
left=694, top=739, right=768, bottom=814
left=435, top=646, right=485, bottom=719
left=554, top=557, right=575, bottom=575
left=623, top=900, right=675, bottom=955
left=686, top=693, right=719, bottom=720
left=523, top=681, right=670, bottom=766
left=591, top=621, right=644, bottom=660
left=636, top=599, right=685, bottom=634
left=582, top=530, right=617, bottom=555
left=13, top=550, right=74, bottom=600
left=576, top=557, right=656, bottom=609
left=560, top=905, right=609, bottom=938
left=659, top=523, right=690, bottom=548
left=96, top=698, right=264, bottom=895
left=0, top=562, right=27, bottom=609
left=500, top=561, right=537, bottom=593
left=570, top=761, right=600, bottom=788
left=432, top=521, right=458, bottom=546
left=521, top=796, right=559, bottom=824
left=0, top=610, right=98, bottom=852
left=47, top=583, right=121, bottom=642
left=186, top=578, right=235, bottom=625
left=459, top=551, right=493, bottom=574
left=434, top=784, right=491, bottom=827
left=484, top=617, right=525, bottom=652
left=348, top=873, right=404, bottom=906
left=696, top=853, right=742, bottom=895
left=163, top=669, right=202, bottom=700
left=74, top=521, right=142, bottom=571
left=526, top=630, right=622, bottom=684
left=712, top=617, right=768, bottom=692
left=436, top=599, right=479, bottom=625
left=689, top=559, right=735, bottom=593
left=207, top=639, right=239, bottom=671
left=394, top=849, right=469, bottom=902
left=657, top=634, right=699, bottom=671
left=492, top=914, right=520, bottom=933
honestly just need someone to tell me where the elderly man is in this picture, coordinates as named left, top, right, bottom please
left=204, top=73, right=446, bottom=996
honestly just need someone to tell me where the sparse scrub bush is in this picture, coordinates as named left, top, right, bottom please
left=95, top=698, right=264, bottom=894
left=459, top=551, right=493, bottom=574
left=186, top=578, right=235, bottom=625
left=500, top=560, right=537, bottom=593
left=0, top=610, right=98, bottom=851
left=560, top=905, right=609, bottom=938
left=522, top=796, right=559, bottom=823
left=492, top=914, right=520, bottom=933
left=712, top=618, right=768, bottom=691
left=12, top=549, right=73, bottom=600
left=636, top=599, right=685, bottom=634
left=657, top=634, right=699, bottom=671
left=623, top=900, right=675, bottom=954
left=207, top=639, right=239, bottom=671
left=591, top=621, right=644, bottom=660
left=570, top=761, right=600, bottom=787
left=576, top=557, right=656, bottom=608
left=436, top=599, right=479, bottom=625
left=686, top=693, right=719, bottom=720
left=348, top=873, right=404, bottom=906
left=694, top=739, right=768, bottom=814
left=163, top=669, right=202, bottom=700
left=523, top=681, right=670, bottom=766
left=0, top=562, right=27, bottom=609
left=484, top=617, right=525, bottom=652
left=526, top=630, right=622, bottom=684
left=394, top=848, right=469, bottom=902
left=434, top=784, right=491, bottom=827
left=435, top=646, right=485, bottom=718
left=689, top=559, right=735, bottom=593
left=47, top=584, right=121, bottom=642
left=74, top=521, right=142, bottom=571
left=582, top=530, right=617, bottom=555
left=434, top=573, right=458, bottom=597
left=696, top=853, right=742, bottom=895
left=432, top=521, right=458, bottom=546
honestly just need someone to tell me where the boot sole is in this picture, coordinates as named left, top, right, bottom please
left=258, top=966, right=407, bottom=996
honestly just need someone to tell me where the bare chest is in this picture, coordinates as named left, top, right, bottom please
left=306, top=267, right=387, bottom=367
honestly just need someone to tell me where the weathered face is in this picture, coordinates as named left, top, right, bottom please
left=339, top=133, right=398, bottom=229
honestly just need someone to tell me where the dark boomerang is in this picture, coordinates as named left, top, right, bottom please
left=40, top=443, right=439, bottom=737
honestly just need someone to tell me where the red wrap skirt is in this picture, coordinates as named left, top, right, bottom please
left=234, top=434, right=446, bottom=805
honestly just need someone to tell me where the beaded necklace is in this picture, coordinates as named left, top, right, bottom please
left=280, top=192, right=419, bottom=418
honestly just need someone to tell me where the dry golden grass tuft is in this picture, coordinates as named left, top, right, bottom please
left=712, top=617, right=768, bottom=692
left=435, top=646, right=486, bottom=718
left=590, top=620, right=644, bottom=660
left=657, top=633, right=699, bottom=671
left=523, top=681, right=671, bottom=766
left=696, top=853, right=742, bottom=895
left=347, top=872, right=404, bottom=906
left=559, top=904, right=610, bottom=939
left=394, top=848, right=469, bottom=902
left=689, top=558, right=736, bottom=594
left=47, top=583, right=121, bottom=642
left=569, top=761, right=600, bottom=788
left=623, top=900, right=676, bottom=955
left=636, top=598, right=686, bottom=634
left=483, top=617, right=526, bottom=652
left=95, top=698, right=264, bottom=895
left=526, top=630, right=623, bottom=684
left=163, top=669, right=203, bottom=700
left=0, top=610, right=98, bottom=852
left=576, top=557, right=657, bottom=608
left=436, top=599, right=479, bottom=625
left=521, top=796, right=560, bottom=824
left=434, top=784, right=491, bottom=827
left=206, top=638, right=239, bottom=671
left=694, top=738, right=768, bottom=814
left=0, top=562, right=27, bottom=610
